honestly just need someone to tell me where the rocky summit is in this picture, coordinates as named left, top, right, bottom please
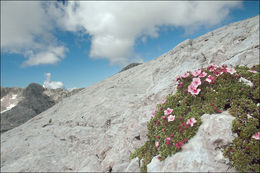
left=1, top=15, right=259, bottom=172
left=0, top=84, right=83, bottom=133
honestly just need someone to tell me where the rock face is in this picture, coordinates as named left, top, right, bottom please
left=120, top=63, right=143, bottom=72
left=0, top=86, right=23, bottom=113
left=0, top=84, right=84, bottom=133
left=43, top=88, right=84, bottom=103
left=147, top=112, right=237, bottom=172
left=1, top=83, right=55, bottom=133
left=1, top=15, right=259, bottom=172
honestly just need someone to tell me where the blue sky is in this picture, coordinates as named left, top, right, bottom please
left=1, top=1, right=259, bottom=89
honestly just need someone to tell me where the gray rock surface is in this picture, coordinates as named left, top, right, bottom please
left=1, top=15, right=259, bottom=172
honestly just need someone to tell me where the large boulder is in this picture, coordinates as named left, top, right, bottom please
left=1, top=15, right=259, bottom=172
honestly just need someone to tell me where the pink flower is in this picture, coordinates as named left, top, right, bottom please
left=164, top=108, right=173, bottom=116
left=248, top=69, right=257, bottom=73
left=166, top=137, right=171, bottom=145
left=192, top=69, right=202, bottom=77
left=181, top=72, right=190, bottom=78
left=214, top=70, right=223, bottom=77
left=209, top=67, right=215, bottom=72
left=192, top=77, right=201, bottom=87
left=168, top=115, right=175, bottom=122
left=166, top=137, right=171, bottom=141
left=222, top=64, right=227, bottom=68
left=205, top=75, right=215, bottom=84
left=221, top=68, right=227, bottom=73
left=170, top=133, right=174, bottom=137
left=152, top=108, right=158, bottom=117
left=178, top=81, right=184, bottom=89
left=157, top=156, right=162, bottom=160
left=227, top=68, right=236, bottom=74
left=207, top=64, right=218, bottom=71
left=188, top=84, right=201, bottom=95
left=175, top=141, right=183, bottom=149
left=155, top=141, right=160, bottom=148
left=162, top=116, right=167, bottom=120
left=162, top=99, right=166, bottom=104
left=186, top=117, right=197, bottom=127
left=211, top=64, right=218, bottom=68
left=252, top=132, right=260, bottom=140
left=199, top=71, right=207, bottom=78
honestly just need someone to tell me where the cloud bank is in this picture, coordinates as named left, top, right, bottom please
left=1, top=1, right=242, bottom=66
left=1, top=1, right=67, bottom=67
left=59, top=1, right=242, bottom=65
left=43, top=73, right=64, bottom=89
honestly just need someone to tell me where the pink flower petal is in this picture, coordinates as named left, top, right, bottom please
left=199, top=72, right=207, bottom=78
left=227, top=68, right=236, bottom=74
left=168, top=115, right=175, bottom=122
left=248, top=69, right=257, bottom=73
left=162, top=99, right=166, bottom=104
left=192, top=77, right=201, bottom=87
left=192, top=69, right=202, bottom=77
left=155, top=141, right=160, bottom=148
left=164, top=108, right=173, bottom=116
left=252, top=132, right=260, bottom=140
left=182, top=72, right=190, bottom=78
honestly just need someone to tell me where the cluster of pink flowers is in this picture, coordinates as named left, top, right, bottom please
left=177, top=64, right=237, bottom=96
left=252, top=132, right=259, bottom=140
left=188, top=77, right=201, bottom=95
left=154, top=112, right=197, bottom=150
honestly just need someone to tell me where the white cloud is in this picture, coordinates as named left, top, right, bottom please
left=43, top=73, right=64, bottom=89
left=21, top=46, right=68, bottom=67
left=59, top=1, right=242, bottom=66
left=1, top=1, right=242, bottom=67
left=1, top=1, right=67, bottom=66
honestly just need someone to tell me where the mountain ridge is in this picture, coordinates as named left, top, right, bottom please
left=0, top=84, right=84, bottom=133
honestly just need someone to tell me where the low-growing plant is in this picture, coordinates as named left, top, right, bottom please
left=130, top=64, right=260, bottom=172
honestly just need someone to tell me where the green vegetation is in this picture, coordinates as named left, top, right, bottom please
left=130, top=64, right=259, bottom=172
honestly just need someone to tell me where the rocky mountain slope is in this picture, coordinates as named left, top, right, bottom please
left=1, top=15, right=259, bottom=172
left=120, top=63, right=143, bottom=72
left=0, top=84, right=83, bottom=133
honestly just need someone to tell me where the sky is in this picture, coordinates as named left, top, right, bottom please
left=1, top=1, right=259, bottom=89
